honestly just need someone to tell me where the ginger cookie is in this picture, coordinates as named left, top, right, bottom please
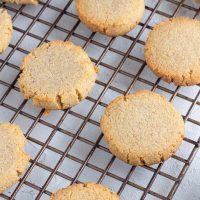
left=145, top=17, right=200, bottom=86
left=0, top=123, right=30, bottom=193
left=100, top=90, right=185, bottom=166
left=75, top=0, right=144, bottom=37
left=0, top=9, right=12, bottom=53
left=3, top=0, right=38, bottom=4
left=18, top=40, right=97, bottom=110
left=50, top=183, right=120, bottom=200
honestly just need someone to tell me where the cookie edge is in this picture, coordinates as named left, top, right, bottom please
left=0, top=9, right=13, bottom=53
left=50, top=183, right=120, bottom=200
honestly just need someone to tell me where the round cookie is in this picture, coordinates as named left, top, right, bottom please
left=0, top=9, right=13, bottom=53
left=100, top=90, right=185, bottom=166
left=0, top=123, right=30, bottom=193
left=75, top=0, right=144, bottom=37
left=3, top=0, right=38, bottom=4
left=145, top=17, right=200, bottom=86
left=18, top=40, right=97, bottom=110
left=50, top=183, right=120, bottom=200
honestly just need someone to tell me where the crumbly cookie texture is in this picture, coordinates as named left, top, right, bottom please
left=0, top=123, right=30, bottom=193
left=18, top=40, right=97, bottom=110
left=0, top=9, right=13, bottom=53
left=145, top=17, right=200, bottom=86
left=75, top=0, right=144, bottom=37
left=3, top=0, right=38, bottom=4
left=100, top=90, right=185, bottom=166
left=50, top=183, right=121, bottom=200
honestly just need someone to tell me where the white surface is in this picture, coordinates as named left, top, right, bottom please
left=0, top=0, right=199, bottom=199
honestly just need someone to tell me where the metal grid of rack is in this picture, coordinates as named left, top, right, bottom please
left=0, top=0, right=199, bottom=199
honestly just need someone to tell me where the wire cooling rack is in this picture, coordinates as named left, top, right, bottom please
left=0, top=0, right=200, bottom=199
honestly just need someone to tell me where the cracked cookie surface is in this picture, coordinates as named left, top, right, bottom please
left=100, top=90, right=185, bottom=166
left=0, top=9, right=13, bottom=53
left=145, top=17, right=200, bottom=86
left=3, top=0, right=38, bottom=4
left=0, top=123, right=30, bottom=193
left=75, top=0, right=144, bottom=37
left=50, top=182, right=120, bottom=200
left=18, top=40, right=97, bottom=110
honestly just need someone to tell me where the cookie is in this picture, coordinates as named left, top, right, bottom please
left=0, top=9, right=13, bottom=53
left=100, top=90, right=185, bottom=166
left=50, top=183, right=120, bottom=200
left=0, top=123, right=30, bottom=193
left=75, top=0, right=144, bottom=37
left=145, top=17, right=200, bottom=86
left=3, top=0, right=38, bottom=4
left=18, top=40, right=97, bottom=110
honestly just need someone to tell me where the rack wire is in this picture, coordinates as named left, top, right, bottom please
left=0, top=0, right=199, bottom=199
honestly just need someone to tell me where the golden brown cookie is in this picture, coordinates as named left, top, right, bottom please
left=100, top=90, right=185, bottom=166
left=75, top=0, right=145, bottom=37
left=0, top=9, right=13, bottom=53
left=3, top=0, right=38, bottom=4
left=50, top=183, right=120, bottom=200
left=18, top=40, right=97, bottom=110
left=145, top=17, right=200, bottom=86
left=0, top=123, right=30, bottom=193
